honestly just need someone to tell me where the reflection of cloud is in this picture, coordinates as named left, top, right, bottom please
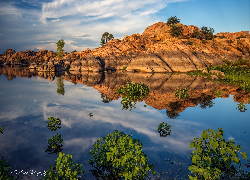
left=228, top=135, right=235, bottom=141
left=65, top=137, right=97, bottom=151
left=51, top=19, right=60, bottom=22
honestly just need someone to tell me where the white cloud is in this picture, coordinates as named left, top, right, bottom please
left=51, top=19, right=60, bottom=22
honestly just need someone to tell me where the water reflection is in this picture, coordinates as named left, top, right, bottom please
left=0, top=66, right=250, bottom=179
left=45, top=133, right=64, bottom=154
left=56, top=77, right=65, bottom=96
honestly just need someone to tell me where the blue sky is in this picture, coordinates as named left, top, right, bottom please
left=0, top=0, right=249, bottom=54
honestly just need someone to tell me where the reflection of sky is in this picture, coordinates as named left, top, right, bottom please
left=0, top=75, right=250, bottom=179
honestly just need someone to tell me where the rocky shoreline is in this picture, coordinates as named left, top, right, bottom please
left=1, top=22, right=249, bottom=73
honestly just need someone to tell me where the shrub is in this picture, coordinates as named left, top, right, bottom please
left=189, top=128, right=248, bottom=179
left=175, top=86, right=189, bottom=99
left=166, top=16, right=180, bottom=26
left=121, top=65, right=127, bottom=71
left=192, top=29, right=203, bottom=40
left=88, top=130, right=155, bottom=179
left=46, top=116, right=61, bottom=131
left=0, top=158, right=14, bottom=180
left=170, top=24, right=183, bottom=38
left=115, top=82, right=150, bottom=111
left=43, top=152, right=85, bottom=180
left=200, top=26, right=214, bottom=40
left=158, top=122, right=171, bottom=137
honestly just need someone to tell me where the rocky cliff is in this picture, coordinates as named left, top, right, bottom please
left=1, top=22, right=250, bottom=72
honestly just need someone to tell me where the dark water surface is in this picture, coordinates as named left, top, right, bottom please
left=0, top=66, right=249, bottom=179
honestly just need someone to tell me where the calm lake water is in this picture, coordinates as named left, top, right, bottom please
left=0, top=66, right=250, bottom=179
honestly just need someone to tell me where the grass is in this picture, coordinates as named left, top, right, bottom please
left=188, top=59, right=250, bottom=92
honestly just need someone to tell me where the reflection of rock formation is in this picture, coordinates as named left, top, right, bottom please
left=60, top=71, right=250, bottom=113
left=0, top=65, right=37, bottom=80
left=1, top=67, right=249, bottom=112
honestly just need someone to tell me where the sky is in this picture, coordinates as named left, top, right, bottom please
left=0, top=0, right=249, bottom=54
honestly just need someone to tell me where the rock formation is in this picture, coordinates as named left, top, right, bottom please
left=1, top=22, right=249, bottom=72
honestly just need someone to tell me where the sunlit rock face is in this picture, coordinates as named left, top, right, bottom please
left=1, top=22, right=249, bottom=72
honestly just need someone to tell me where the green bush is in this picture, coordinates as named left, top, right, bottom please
left=115, top=82, right=150, bottom=111
left=42, top=152, right=85, bottom=180
left=237, top=102, right=247, bottom=112
left=166, top=16, right=180, bottom=26
left=169, top=24, right=183, bottom=38
left=0, top=158, right=14, bottom=180
left=192, top=29, right=203, bottom=40
left=47, top=116, right=61, bottom=131
left=88, top=130, right=155, bottom=179
left=200, top=26, right=214, bottom=40
left=175, top=86, right=189, bottom=99
left=158, top=122, right=171, bottom=137
left=122, top=65, right=127, bottom=71
left=189, top=128, right=248, bottom=180
left=45, top=134, right=63, bottom=154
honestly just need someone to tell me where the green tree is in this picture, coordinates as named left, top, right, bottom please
left=56, top=77, right=65, bottom=96
left=45, top=133, right=64, bottom=154
left=158, top=122, right=171, bottom=137
left=169, top=24, right=183, bottom=38
left=115, top=82, right=150, bottom=111
left=46, top=116, right=61, bottom=132
left=0, top=158, right=14, bottom=180
left=166, top=16, right=180, bottom=26
left=100, top=32, right=114, bottom=46
left=88, top=130, right=155, bottom=179
left=42, top=152, right=85, bottom=180
left=56, top=39, right=65, bottom=59
left=189, top=128, right=248, bottom=179
left=200, top=26, right=214, bottom=40
left=101, top=93, right=113, bottom=103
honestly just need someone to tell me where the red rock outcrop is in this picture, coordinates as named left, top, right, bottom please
left=1, top=22, right=250, bottom=72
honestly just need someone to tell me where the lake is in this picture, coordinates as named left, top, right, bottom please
left=0, top=66, right=249, bottom=179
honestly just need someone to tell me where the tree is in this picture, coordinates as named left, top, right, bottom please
left=56, top=39, right=65, bottom=59
left=166, top=16, right=180, bottom=26
left=200, top=26, right=215, bottom=40
left=189, top=128, right=248, bottom=179
left=43, top=152, right=85, bottom=180
left=45, top=133, right=63, bottom=154
left=100, top=32, right=114, bottom=46
left=88, top=130, right=155, bottom=179
left=46, top=116, right=61, bottom=132
left=56, top=77, right=65, bottom=96
left=115, top=82, right=150, bottom=111
left=169, top=24, right=183, bottom=38
left=101, top=93, right=113, bottom=103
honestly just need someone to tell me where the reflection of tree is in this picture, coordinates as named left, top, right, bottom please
left=189, top=128, right=249, bottom=179
left=0, top=127, right=3, bottom=134
left=166, top=101, right=181, bottom=119
left=198, top=94, right=214, bottom=109
left=46, top=117, right=61, bottom=132
left=88, top=130, right=155, bottom=179
left=56, top=77, right=65, bottom=96
left=158, top=122, right=171, bottom=137
left=101, top=93, right=113, bottom=103
left=45, top=133, right=63, bottom=154
left=237, top=102, right=247, bottom=112
left=115, top=82, right=149, bottom=111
